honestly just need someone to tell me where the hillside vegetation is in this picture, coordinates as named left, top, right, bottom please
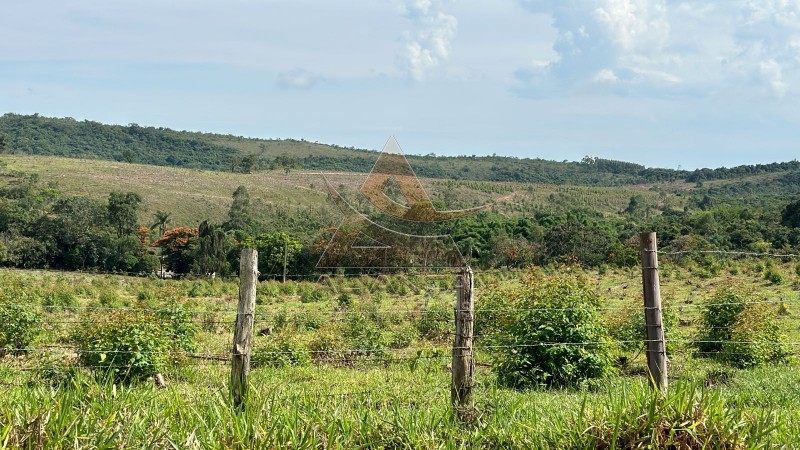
left=1, top=112, right=800, bottom=279
left=3, top=112, right=800, bottom=185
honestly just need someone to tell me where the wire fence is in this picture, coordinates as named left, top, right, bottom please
left=2, top=244, right=800, bottom=401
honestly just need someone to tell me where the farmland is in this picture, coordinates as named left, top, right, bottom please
left=2, top=116, right=800, bottom=447
left=2, top=258, right=800, bottom=448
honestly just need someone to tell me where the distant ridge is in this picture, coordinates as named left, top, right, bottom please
left=2, top=113, right=799, bottom=186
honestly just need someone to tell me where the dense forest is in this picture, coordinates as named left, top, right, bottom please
left=3, top=113, right=800, bottom=186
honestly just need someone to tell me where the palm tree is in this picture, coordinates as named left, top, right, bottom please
left=151, top=210, right=171, bottom=237
left=151, top=210, right=171, bottom=277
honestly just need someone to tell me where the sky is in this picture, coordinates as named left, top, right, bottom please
left=1, top=0, right=800, bottom=170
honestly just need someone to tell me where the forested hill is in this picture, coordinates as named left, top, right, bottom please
left=2, top=113, right=799, bottom=186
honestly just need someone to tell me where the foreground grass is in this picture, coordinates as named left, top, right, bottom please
left=2, top=266, right=800, bottom=448
left=2, top=362, right=799, bottom=449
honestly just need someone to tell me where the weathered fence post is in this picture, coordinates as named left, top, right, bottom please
left=231, top=248, right=258, bottom=408
left=640, top=232, right=667, bottom=392
left=452, top=266, right=474, bottom=422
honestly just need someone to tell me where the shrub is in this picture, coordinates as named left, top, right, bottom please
left=136, top=290, right=157, bottom=302
left=251, top=334, right=311, bottom=368
left=764, top=269, right=784, bottom=285
left=387, top=325, right=415, bottom=349
left=342, top=312, right=385, bottom=357
left=154, top=306, right=198, bottom=353
left=386, top=278, right=410, bottom=296
left=278, top=281, right=298, bottom=296
left=300, top=287, right=329, bottom=303
left=37, top=353, right=83, bottom=388
left=72, top=306, right=197, bottom=382
left=290, top=311, right=325, bottom=331
left=697, top=288, right=747, bottom=354
left=721, top=304, right=788, bottom=368
left=42, top=289, right=78, bottom=310
left=336, top=293, right=353, bottom=308
left=98, top=290, right=123, bottom=308
left=308, top=328, right=348, bottom=364
left=481, top=269, right=614, bottom=389
left=187, top=281, right=209, bottom=297
left=273, top=311, right=288, bottom=331
left=605, top=305, right=678, bottom=353
left=0, top=302, right=40, bottom=354
left=257, top=282, right=281, bottom=299
left=414, top=304, right=451, bottom=341
left=697, top=287, right=788, bottom=368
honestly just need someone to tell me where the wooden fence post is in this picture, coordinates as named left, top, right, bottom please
left=231, top=248, right=258, bottom=408
left=451, top=266, right=474, bottom=422
left=640, top=232, right=667, bottom=392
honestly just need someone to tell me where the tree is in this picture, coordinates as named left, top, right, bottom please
left=152, top=226, right=198, bottom=274
left=107, top=192, right=142, bottom=237
left=121, top=149, right=135, bottom=163
left=151, top=210, right=172, bottom=237
left=191, top=220, right=231, bottom=277
left=0, top=134, right=6, bottom=154
left=781, top=199, right=800, bottom=229
left=151, top=210, right=172, bottom=276
left=239, top=154, right=256, bottom=173
left=225, top=185, right=255, bottom=234
left=246, top=231, right=302, bottom=280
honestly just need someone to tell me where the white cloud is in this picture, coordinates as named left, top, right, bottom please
left=275, top=68, right=323, bottom=89
left=515, top=0, right=675, bottom=94
left=400, top=0, right=458, bottom=81
left=730, top=0, right=800, bottom=98
left=594, top=68, right=618, bottom=83
left=516, top=0, right=800, bottom=100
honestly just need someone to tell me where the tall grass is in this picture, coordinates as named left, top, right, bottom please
left=1, top=364, right=798, bottom=448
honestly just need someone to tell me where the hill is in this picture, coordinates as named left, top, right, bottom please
left=3, top=113, right=800, bottom=186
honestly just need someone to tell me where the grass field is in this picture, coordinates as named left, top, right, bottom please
left=1, top=155, right=691, bottom=229
left=2, top=259, right=800, bottom=448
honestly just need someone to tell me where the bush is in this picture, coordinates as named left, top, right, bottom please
left=722, top=304, right=788, bottom=368
left=605, top=305, right=678, bottom=353
left=0, top=302, right=40, bottom=354
left=336, top=293, right=353, bottom=308
left=279, top=281, right=298, bottom=296
left=257, top=282, right=281, bottom=299
left=300, top=287, right=329, bottom=303
left=764, top=269, right=784, bottom=285
left=386, top=278, right=410, bottom=296
left=42, top=289, right=78, bottom=310
left=697, top=287, right=788, bottom=368
left=387, top=325, right=415, bottom=349
left=98, top=290, right=123, bottom=308
left=481, top=269, right=614, bottom=389
left=414, top=304, right=451, bottom=341
left=697, top=288, right=747, bottom=354
left=308, top=328, right=348, bottom=364
left=72, top=306, right=197, bottom=382
left=342, top=312, right=385, bottom=357
left=187, top=281, right=209, bottom=297
left=291, top=311, right=325, bottom=331
left=251, top=334, right=311, bottom=368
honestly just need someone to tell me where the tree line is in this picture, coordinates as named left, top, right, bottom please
left=5, top=113, right=800, bottom=187
left=2, top=160, right=800, bottom=278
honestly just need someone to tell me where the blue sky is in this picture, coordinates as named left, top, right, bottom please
left=1, top=0, right=799, bottom=169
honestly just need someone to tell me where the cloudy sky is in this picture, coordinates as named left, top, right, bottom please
left=2, top=0, right=799, bottom=169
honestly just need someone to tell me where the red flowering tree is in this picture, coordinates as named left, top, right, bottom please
left=152, top=227, right=198, bottom=274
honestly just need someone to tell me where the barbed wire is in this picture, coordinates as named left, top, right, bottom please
left=658, top=250, right=800, bottom=258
